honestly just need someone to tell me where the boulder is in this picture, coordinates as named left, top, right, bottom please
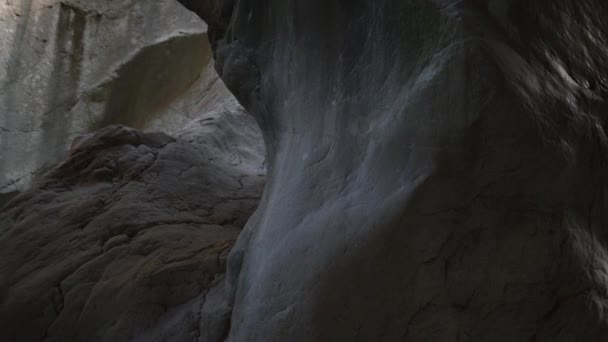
left=0, top=106, right=265, bottom=341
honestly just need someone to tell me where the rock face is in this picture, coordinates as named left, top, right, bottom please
left=0, top=0, right=231, bottom=192
left=179, top=0, right=608, bottom=341
left=4, top=0, right=608, bottom=341
left=0, top=107, right=265, bottom=341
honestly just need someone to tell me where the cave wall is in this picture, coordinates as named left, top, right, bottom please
left=3, top=0, right=608, bottom=340
left=185, top=0, right=608, bottom=341
left=0, top=2, right=265, bottom=340
left=0, top=0, right=233, bottom=192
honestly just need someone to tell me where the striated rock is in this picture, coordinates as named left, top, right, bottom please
left=0, top=106, right=265, bottom=341
left=182, top=0, right=608, bottom=341
left=0, top=0, right=232, bottom=192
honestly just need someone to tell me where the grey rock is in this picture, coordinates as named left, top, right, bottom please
left=0, top=105, right=265, bottom=341
left=0, top=0, right=233, bottom=192
left=0, top=190, right=19, bottom=208
left=102, top=234, right=129, bottom=252
left=184, top=0, right=608, bottom=341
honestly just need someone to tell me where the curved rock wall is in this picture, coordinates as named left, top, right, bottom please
left=0, top=0, right=231, bottom=192
left=4, top=0, right=608, bottom=340
left=185, top=0, right=608, bottom=341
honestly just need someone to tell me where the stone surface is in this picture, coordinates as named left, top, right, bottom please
left=181, top=0, right=608, bottom=341
left=0, top=0, right=231, bottom=192
left=0, top=105, right=265, bottom=341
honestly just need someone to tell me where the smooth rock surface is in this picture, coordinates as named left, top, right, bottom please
left=183, top=0, right=608, bottom=341
left=0, top=105, right=265, bottom=341
left=0, top=0, right=231, bottom=192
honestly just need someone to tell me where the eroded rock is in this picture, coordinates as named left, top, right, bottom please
left=0, top=0, right=230, bottom=192
left=0, top=106, right=265, bottom=341
left=184, top=0, right=608, bottom=341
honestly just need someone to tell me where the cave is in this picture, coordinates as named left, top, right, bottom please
left=2, top=0, right=608, bottom=341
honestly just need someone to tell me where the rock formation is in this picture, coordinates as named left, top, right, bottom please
left=0, top=1, right=269, bottom=340
left=181, top=0, right=608, bottom=341
left=4, top=0, right=608, bottom=341
left=0, top=108, right=264, bottom=341
left=0, top=0, right=232, bottom=192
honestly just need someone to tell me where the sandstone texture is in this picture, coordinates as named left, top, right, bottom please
left=0, top=0, right=231, bottom=192
left=181, top=0, right=608, bottom=341
left=0, top=106, right=265, bottom=341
